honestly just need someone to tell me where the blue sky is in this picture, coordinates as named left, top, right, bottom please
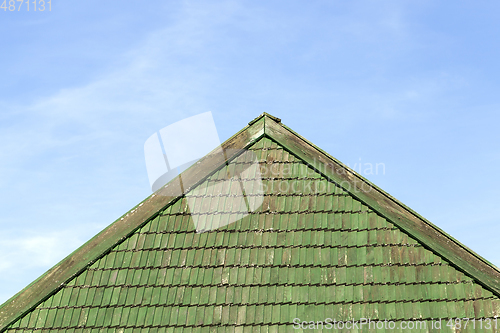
left=2, top=0, right=500, bottom=304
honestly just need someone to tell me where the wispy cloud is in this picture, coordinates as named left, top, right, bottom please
left=0, top=230, right=89, bottom=272
left=0, top=225, right=103, bottom=304
left=0, top=1, right=245, bottom=305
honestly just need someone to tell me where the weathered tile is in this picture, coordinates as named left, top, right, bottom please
left=5, top=135, right=500, bottom=333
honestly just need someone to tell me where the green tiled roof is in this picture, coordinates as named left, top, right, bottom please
left=1, top=113, right=500, bottom=332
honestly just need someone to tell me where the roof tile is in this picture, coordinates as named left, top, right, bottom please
left=3, top=118, right=500, bottom=332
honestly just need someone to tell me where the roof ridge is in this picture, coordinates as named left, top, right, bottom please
left=248, top=112, right=281, bottom=126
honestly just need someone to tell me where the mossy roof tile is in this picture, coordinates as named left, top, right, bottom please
left=2, top=114, right=500, bottom=332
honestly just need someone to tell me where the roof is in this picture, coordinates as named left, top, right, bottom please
left=1, top=113, right=500, bottom=332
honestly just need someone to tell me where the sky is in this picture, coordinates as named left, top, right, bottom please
left=1, top=0, right=500, bottom=305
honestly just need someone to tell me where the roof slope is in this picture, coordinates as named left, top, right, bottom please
left=1, top=114, right=500, bottom=332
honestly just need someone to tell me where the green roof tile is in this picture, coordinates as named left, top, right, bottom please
left=2, top=113, right=500, bottom=332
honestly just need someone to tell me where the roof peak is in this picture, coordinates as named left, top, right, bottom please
left=2, top=113, right=500, bottom=331
left=248, top=112, right=281, bottom=126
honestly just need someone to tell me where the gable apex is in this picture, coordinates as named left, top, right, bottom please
left=248, top=112, right=281, bottom=126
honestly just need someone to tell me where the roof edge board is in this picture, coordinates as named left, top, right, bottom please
left=262, top=116, right=500, bottom=296
left=0, top=117, right=266, bottom=331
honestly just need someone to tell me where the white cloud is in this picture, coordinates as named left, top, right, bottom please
left=0, top=224, right=105, bottom=272
left=0, top=225, right=104, bottom=304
